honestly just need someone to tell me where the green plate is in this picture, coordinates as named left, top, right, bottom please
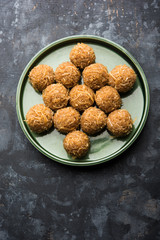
left=16, top=35, right=150, bottom=166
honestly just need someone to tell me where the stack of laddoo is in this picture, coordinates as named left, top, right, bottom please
left=26, top=43, right=137, bottom=159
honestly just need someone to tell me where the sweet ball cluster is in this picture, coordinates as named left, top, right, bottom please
left=26, top=43, right=136, bottom=159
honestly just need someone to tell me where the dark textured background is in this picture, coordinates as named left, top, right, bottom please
left=0, top=0, right=160, bottom=239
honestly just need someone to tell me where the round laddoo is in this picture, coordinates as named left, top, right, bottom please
left=55, top=62, right=81, bottom=88
left=108, top=64, right=137, bottom=93
left=63, top=131, right=90, bottom=158
left=42, top=83, right=69, bottom=111
left=83, top=63, right=109, bottom=90
left=81, top=107, right=107, bottom=135
left=53, top=107, right=80, bottom=134
left=69, top=43, right=95, bottom=69
left=29, top=64, right=55, bottom=92
left=26, top=104, right=53, bottom=133
left=69, top=84, right=95, bottom=111
left=106, top=109, right=133, bottom=137
left=95, top=86, right=121, bottom=114
left=82, top=63, right=109, bottom=90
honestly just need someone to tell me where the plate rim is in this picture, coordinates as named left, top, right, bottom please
left=16, top=35, right=150, bottom=166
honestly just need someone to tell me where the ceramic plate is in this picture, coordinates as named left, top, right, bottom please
left=16, top=35, right=150, bottom=166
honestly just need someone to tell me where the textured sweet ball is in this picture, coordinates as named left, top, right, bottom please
left=28, top=64, right=55, bottom=92
left=26, top=104, right=53, bottom=133
left=69, top=43, right=95, bottom=69
left=63, top=131, right=90, bottom=158
left=82, top=63, right=109, bottom=90
left=55, top=62, right=81, bottom=88
left=81, top=107, right=107, bottom=135
left=95, top=86, right=121, bottom=114
left=108, top=64, right=137, bottom=93
left=106, top=109, right=133, bottom=137
left=42, top=83, right=69, bottom=111
left=53, top=107, right=80, bottom=134
left=69, top=84, right=95, bottom=111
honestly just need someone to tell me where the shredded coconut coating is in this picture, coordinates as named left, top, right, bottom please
left=29, top=64, right=55, bottom=92
left=42, top=83, right=69, bottom=111
left=82, top=63, right=109, bottom=90
left=69, top=84, right=95, bottom=111
left=95, top=86, right=122, bottom=113
left=63, top=131, right=90, bottom=158
left=26, top=104, right=53, bottom=133
left=69, top=43, right=95, bottom=69
left=53, top=107, right=80, bottom=134
left=108, top=64, right=137, bottom=93
left=106, top=109, right=133, bottom=137
left=55, top=62, right=81, bottom=88
left=81, top=107, right=107, bottom=135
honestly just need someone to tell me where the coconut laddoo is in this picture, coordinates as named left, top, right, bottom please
left=95, top=86, right=121, bottom=114
left=63, top=131, right=90, bottom=158
left=55, top=62, right=81, bottom=88
left=29, top=64, right=55, bottom=92
left=69, top=43, right=95, bottom=69
left=53, top=107, right=80, bottom=134
left=81, top=107, right=107, bottom=135
left=69, top=84, right=95, bottom=112
left=108, top=64, right=137, bottom=93
left=83, top=63, right=109, bottom=90
left=106, top=109, right=133, bottom=137
left=26, top=104, right=53, bottom=133
left=42, top=83, right=69, bottom=111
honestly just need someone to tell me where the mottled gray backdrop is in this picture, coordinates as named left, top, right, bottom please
left=0, top=0, right=160, bottom=239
